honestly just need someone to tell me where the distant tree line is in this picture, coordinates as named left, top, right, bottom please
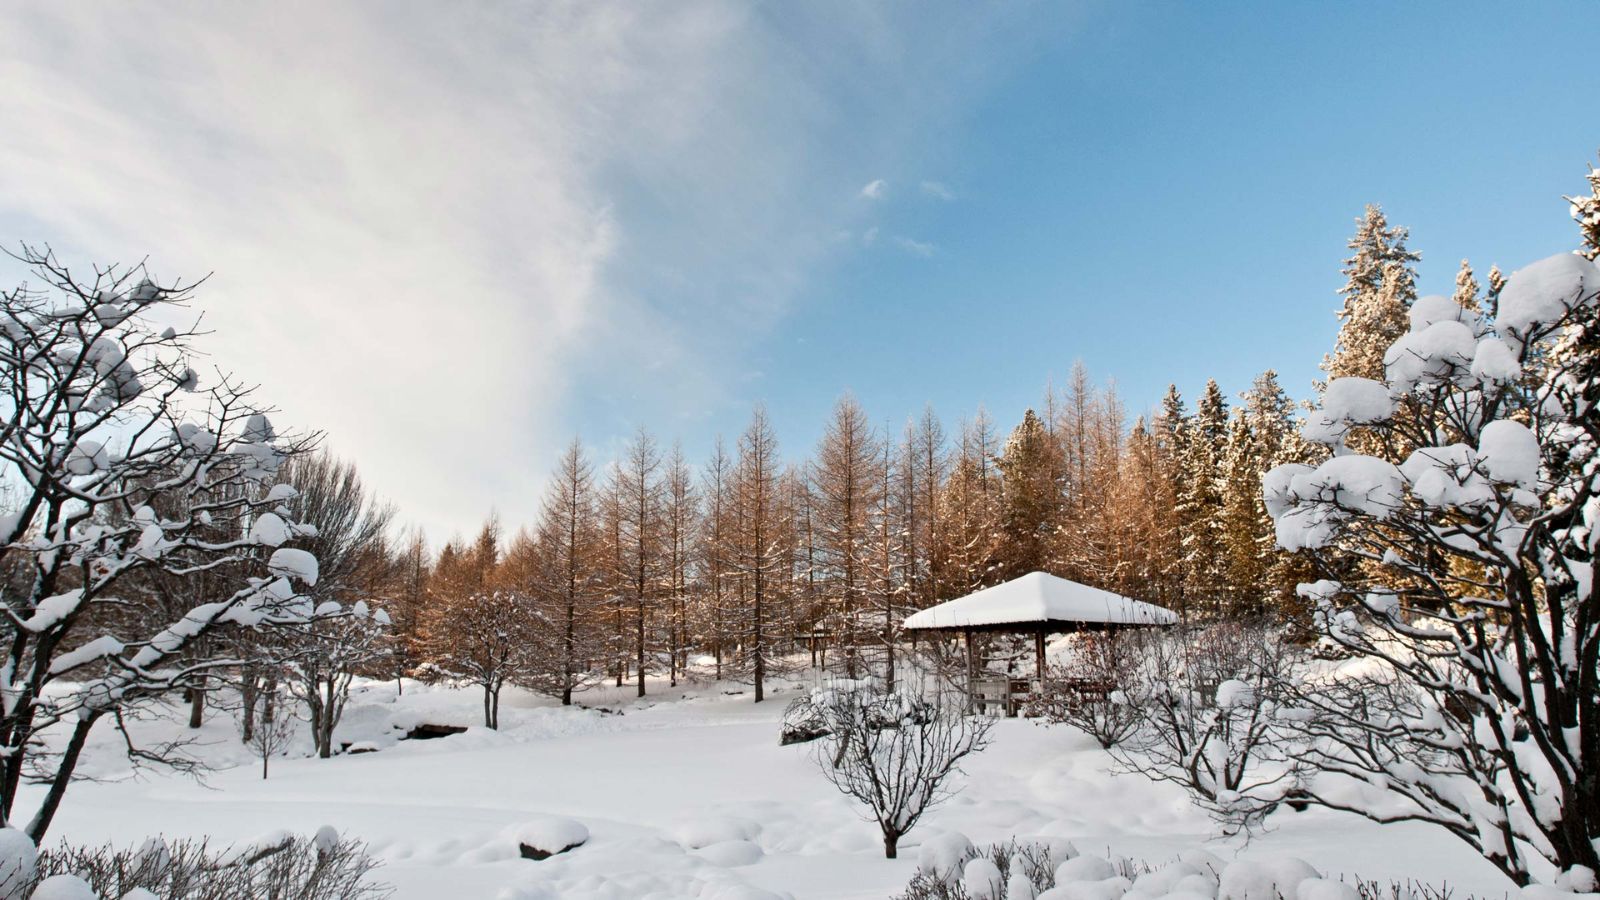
left=371, top=175, right=1570, bottom=712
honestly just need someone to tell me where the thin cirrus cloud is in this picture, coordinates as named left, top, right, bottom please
left=920, top=180, right=956, bottom=200
left=893, top=236, right=937, bottom=258
left=859, top=179, right=889, bottom=200
left=0, top=1, right=1068, bottom=539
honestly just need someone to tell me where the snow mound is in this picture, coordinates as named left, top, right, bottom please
left=1385, top=319, right=1476, bottom=393
left=27, top=875, right=96, bottom=900
left=250, top=512, right=291, bottom=547
left=918, top=831, right=974, bottom=883
left=672, top=817, right=761, bottom=850
left=0, top=827, right=37, bottom=899
left=964, top=857, right=1005, bottom=899
left=1478, top=419, right=1541, bottom=488
left=1055, top=853, right=1117, bottom=884
left=1218, top=857, right=1319, bottom=900
left=1296, top=877, right=1360, bottom=900
left=507, top=816, right=589, bottom=859
left=267, top=548, right=318, bottom=586
left=1408, top=294, right=1477, bottom=333
left=1498, top=252, right=1600, bottom=347
left=1305, top=378, right=1394, bottom=447
left=694, top=839, right=763, bottom=868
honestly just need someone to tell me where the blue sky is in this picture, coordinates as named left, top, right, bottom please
left=0, top=2, right=1593, bottom=538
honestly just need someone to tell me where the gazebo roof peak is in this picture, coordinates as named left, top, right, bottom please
left=901, top=571, right=1177, bottom=632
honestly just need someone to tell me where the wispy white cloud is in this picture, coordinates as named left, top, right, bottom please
left=894, top=236, right=937, bottom=257
left=0, top=1, right=1067, bottom=538
left=920, top=180, right=955, bottom=200
left=859, top=179, right=888, bottom=200
left=863, top=226, right=881, bottom=247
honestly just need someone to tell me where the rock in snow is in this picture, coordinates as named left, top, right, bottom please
left=509, top=817, right=589, bottom=860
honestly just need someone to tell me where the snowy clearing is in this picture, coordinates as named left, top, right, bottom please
left=24, top=671, right=1513, bottom=900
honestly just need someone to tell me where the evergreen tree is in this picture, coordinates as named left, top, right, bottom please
left=995, top=409, right=1065, bottom=580
left=1217, top=410, right=1263, bottom=615
left=938, top=416, right=1001, bottom=593
left=1568, top=152, right=1600, bottom=260
left=1326, top=205, right=1420, bottom=380
left=1176, top=380, right=1227, bottom=616
left=1453, top=258, right=1482, bottom=313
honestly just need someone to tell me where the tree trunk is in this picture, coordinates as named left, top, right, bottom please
left=883, top=830, right=899, bottom=859
left=241, top=675, right=258, bottom=743
left=27, top=714, right=98, bottom=842
left=637, top=604, right=646, bottom=698
left=318, top=678, right=337, bottom=759
left=188, top=687, right=204, bottom=729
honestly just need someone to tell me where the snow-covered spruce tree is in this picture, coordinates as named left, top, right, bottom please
left=1264, top=252, right=1600, bottom=885
left=994, top=409, right=1064, bottom=581
left=0, top=246, right=321, bottom=841
left=1325, top=205, right=1420, bottom=382
left=1568, top=153, right=1600, bottom=261
left=1176, top=381, right=1228, bottom=616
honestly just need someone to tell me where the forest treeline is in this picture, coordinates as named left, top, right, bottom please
left=337, top=197, right=1509, bottom=706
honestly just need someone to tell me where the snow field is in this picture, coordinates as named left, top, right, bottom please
left=21, top=672, right=1527, bottom=899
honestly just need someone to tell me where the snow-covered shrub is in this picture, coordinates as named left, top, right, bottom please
left=1264, top=250, right=1600, bottom=885
left=896, top=838, right=1068, bottom=900
left=31, top=830, right=390, bottom=899
left=1108, top=621, right=1304, bottom=830
left=1027, top=633, right=1145, bottom=749
left=808, top=684, right=992, bottom=858
left=779, top=691, right=834, bottom=746
left=896, top=843, right=1511, bottom=900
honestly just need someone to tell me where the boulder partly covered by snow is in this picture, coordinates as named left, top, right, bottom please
left=508, top=816, right=588, bottom=860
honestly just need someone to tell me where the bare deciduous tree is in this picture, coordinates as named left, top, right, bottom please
left=0, top=246, right=323, bottom=842
left=809, top=684, right=992, bottom=858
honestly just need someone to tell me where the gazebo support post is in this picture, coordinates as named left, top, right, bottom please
left=1034, top=627, right=1046, bottom=706
left=964, top=627, right=975, bottom=714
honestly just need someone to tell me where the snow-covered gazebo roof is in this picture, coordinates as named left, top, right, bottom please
left=902, top=571, right=1178, bottom=633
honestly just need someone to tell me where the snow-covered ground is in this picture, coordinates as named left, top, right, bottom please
left=22, top=671, right=1515, bottom=900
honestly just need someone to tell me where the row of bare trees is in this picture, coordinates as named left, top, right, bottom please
left=386, top=364, right=1313, bottom=717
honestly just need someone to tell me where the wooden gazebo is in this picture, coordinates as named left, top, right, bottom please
left=901, top=571, right=1178, bottom=713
